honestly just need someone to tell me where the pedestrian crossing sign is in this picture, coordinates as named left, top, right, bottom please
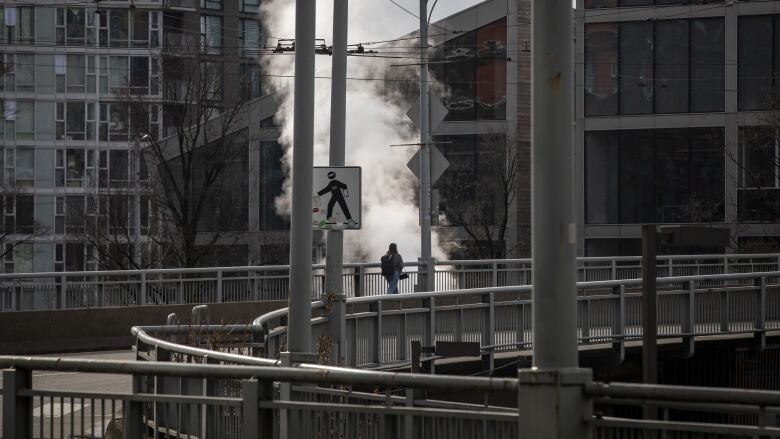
left=312, top=166, right=361, bottom=230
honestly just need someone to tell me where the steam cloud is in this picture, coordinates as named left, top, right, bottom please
left=259, top=0, right=457, bottom=263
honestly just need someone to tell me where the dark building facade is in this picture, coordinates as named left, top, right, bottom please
left=577, top=0, right=780, bottom=255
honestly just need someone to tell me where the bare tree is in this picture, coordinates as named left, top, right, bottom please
left=60, top=35, right=251, bottom=269
left=123, top=38, right=248, bottom=268
left=436, top=134, right=520, bottom=260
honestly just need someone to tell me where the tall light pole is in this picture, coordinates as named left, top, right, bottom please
left=419, top=0, right=434, bottom=292
left=517, top=1, right=591, bottom=437
left=287, top=0, right=316, bottom=359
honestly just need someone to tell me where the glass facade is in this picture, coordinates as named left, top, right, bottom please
left=585, top=18, right=725, bottom=116
left=585, top=128, right=725, bottom=224
left=430, top=18, right=507, bottom=121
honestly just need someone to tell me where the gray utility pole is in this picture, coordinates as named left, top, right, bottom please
left=133, top=143, right=141, bottom=268
left=518, top=1, right=591, bottom=438
left=325, top=0, right=348, bottom=366
left=419, top=0, right=435, bottom=292
left=287, top=0, right=316, bottom=359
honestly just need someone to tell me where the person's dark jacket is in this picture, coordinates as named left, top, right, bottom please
left=391, top=253, right=404, bottom=273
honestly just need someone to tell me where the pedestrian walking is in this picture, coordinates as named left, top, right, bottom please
left=380, top=243, right=404, bottom=294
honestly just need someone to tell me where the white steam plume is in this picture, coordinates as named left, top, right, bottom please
left=260, top=0, right=452, bottom=263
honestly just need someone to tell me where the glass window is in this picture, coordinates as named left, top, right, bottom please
left=585, top=0, right=617, bottom=7
left=65, top=242, right=84, bottom=271
left=15, top=101, right=34, bottom=140
left=201, top=0, right=222, bottom=10
left=241, top=0, right=259, bottom=13
left=66, top=102, right=85, bottom=140
left=443, top=31, right=476, bottom=121
left=66, top=54, right=85, bottom=93
left=619, top=130, right=655, bottom=223
left=14, top=243, right=33, bottom=273
left=16, top=53, right=34, bottom=92
left=619, top=22, right=653, bottom=114
left=110, top=150, right=128, bottom=184
left=655, top=20, right=689, bottom=114
left=16, top=195, right=33, bottom=233
left=585, top=23, right=618, bottom=116
left=130, top=57, right=149, bottom=92
left=738, top=16, right=773, bottom=111
left=109, top=56, right=128, bottom=91
left=240, top=19, right=259, bottom=56
left=16, top=148, right=34, bottom=186
left=584, top=128, right=725, bottom=224
left=689, top=128, right=724, bottom=221
left=690, top=18, right=725, bottom=113
left=200, top=15, right=222, bottom=52
left=17, top=7, right=33, bottom=45
left=200, top=61, right=222, bottom=100
left=740, top=127, right=776, bottom=189
left=109, top=9, right=128, bottom=47
left=475, top=18, right=507, bottom=120
left=240, top=63, right=262, bottom=99
left=655, top=129, right=691, bottom=222
left=131, top=9, right=148, bottom=47
left=585, top=131, right=619, bottom=223
left=66, top=149, right=84, bottom=187
left=66, top=8, right=84, bottom=45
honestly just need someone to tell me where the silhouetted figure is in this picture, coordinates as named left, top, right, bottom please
left=317, top=171, right=352, bottom=222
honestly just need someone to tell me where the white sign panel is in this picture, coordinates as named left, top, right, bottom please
left=312, top=166, right=361, bottom=230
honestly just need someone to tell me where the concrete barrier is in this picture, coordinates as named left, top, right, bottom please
left=0, top=301, right=286, bottom=355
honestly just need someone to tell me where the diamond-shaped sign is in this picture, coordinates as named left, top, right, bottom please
left=406, top=145, right=450, bottom=185
left=405, top=93, right=448, bottom=132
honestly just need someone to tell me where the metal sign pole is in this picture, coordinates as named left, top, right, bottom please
left=419, top=0, right=434, bottom=292
left=325, top=0, right=348, bottom=366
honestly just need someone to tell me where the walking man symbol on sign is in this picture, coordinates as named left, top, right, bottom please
left=317, top=171, right=356, bottom=227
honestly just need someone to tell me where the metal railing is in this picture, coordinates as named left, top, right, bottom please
left=3, top=253, right=780, bottom=312
left=254, top=270, right=780, bottom=369
left=3, top=355, right=780, bottom=438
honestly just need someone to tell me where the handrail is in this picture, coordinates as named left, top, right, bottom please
left=0, top=356, right=518, bottom=392
left=1, top=252, right=777, bottom=280
left=253, top=269, right=780, bottom=326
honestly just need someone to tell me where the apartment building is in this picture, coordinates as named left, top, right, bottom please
left=0, top=0, right=264, bottom=271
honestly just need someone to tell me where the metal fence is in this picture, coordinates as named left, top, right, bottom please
left=3, top=253, right=780, bottom=312
left=255, top=270, right=780, bottom=369
left=3, top=356, right=780, bottom=438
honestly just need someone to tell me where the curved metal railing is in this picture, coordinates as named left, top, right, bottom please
left=251, top=270, right=780, bottom=370
left=4, top=253, right=780, bottom=312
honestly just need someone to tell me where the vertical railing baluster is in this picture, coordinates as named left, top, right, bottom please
left=756, top=276, right=767, bottom=351
left=682, top=281, right=695, bottom=358
left=216, top=270, right=223, bottom=303
left=612, top=285, right=625, bottom=363
left=482, top=293, right=495, bottom=372
left=371, top=300, right=383, bottom=366
left=139, top=272, right=147, bottom=306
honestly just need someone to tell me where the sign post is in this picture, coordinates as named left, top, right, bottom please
left=312, top=166, right=361, bottom=230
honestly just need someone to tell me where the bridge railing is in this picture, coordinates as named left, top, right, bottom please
left=2, top=253, right=780, bottom=312
left=254, top=270, right=780, bottom=369
left=4, top=355, right=780, bottom=438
